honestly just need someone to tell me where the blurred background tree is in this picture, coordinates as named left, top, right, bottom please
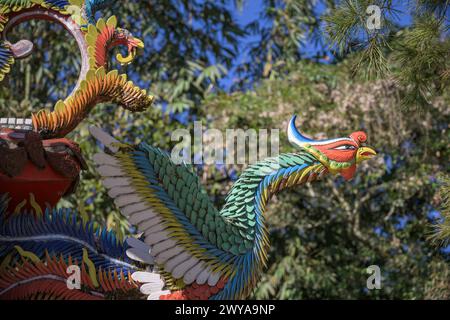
left=0, top=0, right=448, bottom=298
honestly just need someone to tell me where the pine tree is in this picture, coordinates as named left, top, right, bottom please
left=323, top=0, right=449, bottom=109
left=431, top=174, right=450, bottom=246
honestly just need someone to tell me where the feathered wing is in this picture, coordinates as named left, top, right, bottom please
left=90, top=127, right=234, bottom=300
left=0, top=42, right=14, bottom=82
left=0, top=208, right=136, bottom=273
left=0, top=252, right=139, bottom=300
left=0, top=205, right=140, bottom=300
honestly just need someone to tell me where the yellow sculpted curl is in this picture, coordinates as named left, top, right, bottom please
left=32, top=67, right=154, bottom=138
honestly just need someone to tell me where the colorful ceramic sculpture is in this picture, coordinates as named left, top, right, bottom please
left=85, top=118, right=376, bottom=300
left=0, top=1, right=376, bottom=301
left=0, top=0, right=153, bottom=138
left=0, top=0, right=153, bottom=210
left=0, top=128, right=87, bottom=215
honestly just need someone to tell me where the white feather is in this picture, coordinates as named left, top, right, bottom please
left=183, top=262, right=206, bottom=285
left=103, top=177, right=131, bottom=188
left=115, top=194, right=142, bottom=208
left=165, top=252, right=191, bottom=273
left=126, top=248, right=154, bottom=264
left=140, top=282, right=164, bottom=295
left=172, top=256, right=199, bottom=279
left=143, top=223, right=167, bottom=236
left=196, top=267, right=212, bottom=285
left=154, top=246, right=183, bottom=264
left=122, top=203, right=149, bottom=216
left=138, top=216, right=162, bottom=233
left=147, top=290, right=171, bottom=300
left=131, top=271, right=162, bottom=284
left=208, top=271, right=221, bottom=287
left=129, top=209, right=157, bottom=225
left=89, top=126, right=120, bottom=153
left=97, top=165, right=125, bottom=177
left=126, top=237, right=151, bottom=254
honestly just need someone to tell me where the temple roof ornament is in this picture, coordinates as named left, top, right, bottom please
left=0, top=0, right=153, bottom=213
left=0, top=0, right=154, bottom=138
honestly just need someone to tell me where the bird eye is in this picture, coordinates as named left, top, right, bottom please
left=334, top=145, right=356, bottom=150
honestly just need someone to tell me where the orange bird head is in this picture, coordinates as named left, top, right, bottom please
left=288, top=115, right=377, bottom=180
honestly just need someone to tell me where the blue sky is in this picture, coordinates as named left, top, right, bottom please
left=219, top=0, right=415, bottom=90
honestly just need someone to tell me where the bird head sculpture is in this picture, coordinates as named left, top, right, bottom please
left=288, top=115, right=376, bottom=181
left=112, top=28, right=145, bottom=65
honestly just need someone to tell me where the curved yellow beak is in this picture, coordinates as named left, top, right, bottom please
left=116, top=38, right=145, bottom=65
left=116, top=50, right=137, bottom=65
left=356, top=146, right=377, bottom=164
left=134, top=38, right=145, bottom=49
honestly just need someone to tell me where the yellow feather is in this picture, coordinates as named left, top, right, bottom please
left=82, top=248, right=99, bottom=288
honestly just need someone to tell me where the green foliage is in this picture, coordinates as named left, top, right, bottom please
left=323, top=0, right=450, bottom=108
left=431, top=174, right=450, bottom=246
left=239, top=0, right=333, bottom=82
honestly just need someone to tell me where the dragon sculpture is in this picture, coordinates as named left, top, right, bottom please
left=0, top=0, right=152, bottom=138
left=0, top=0, right=152, bottom=211
left=0, top=1, right=377, bottom=300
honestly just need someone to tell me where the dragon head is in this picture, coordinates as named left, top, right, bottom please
left=111, top=28, right=145, bottom=65
left=288, top=115, right=376, bottom=180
